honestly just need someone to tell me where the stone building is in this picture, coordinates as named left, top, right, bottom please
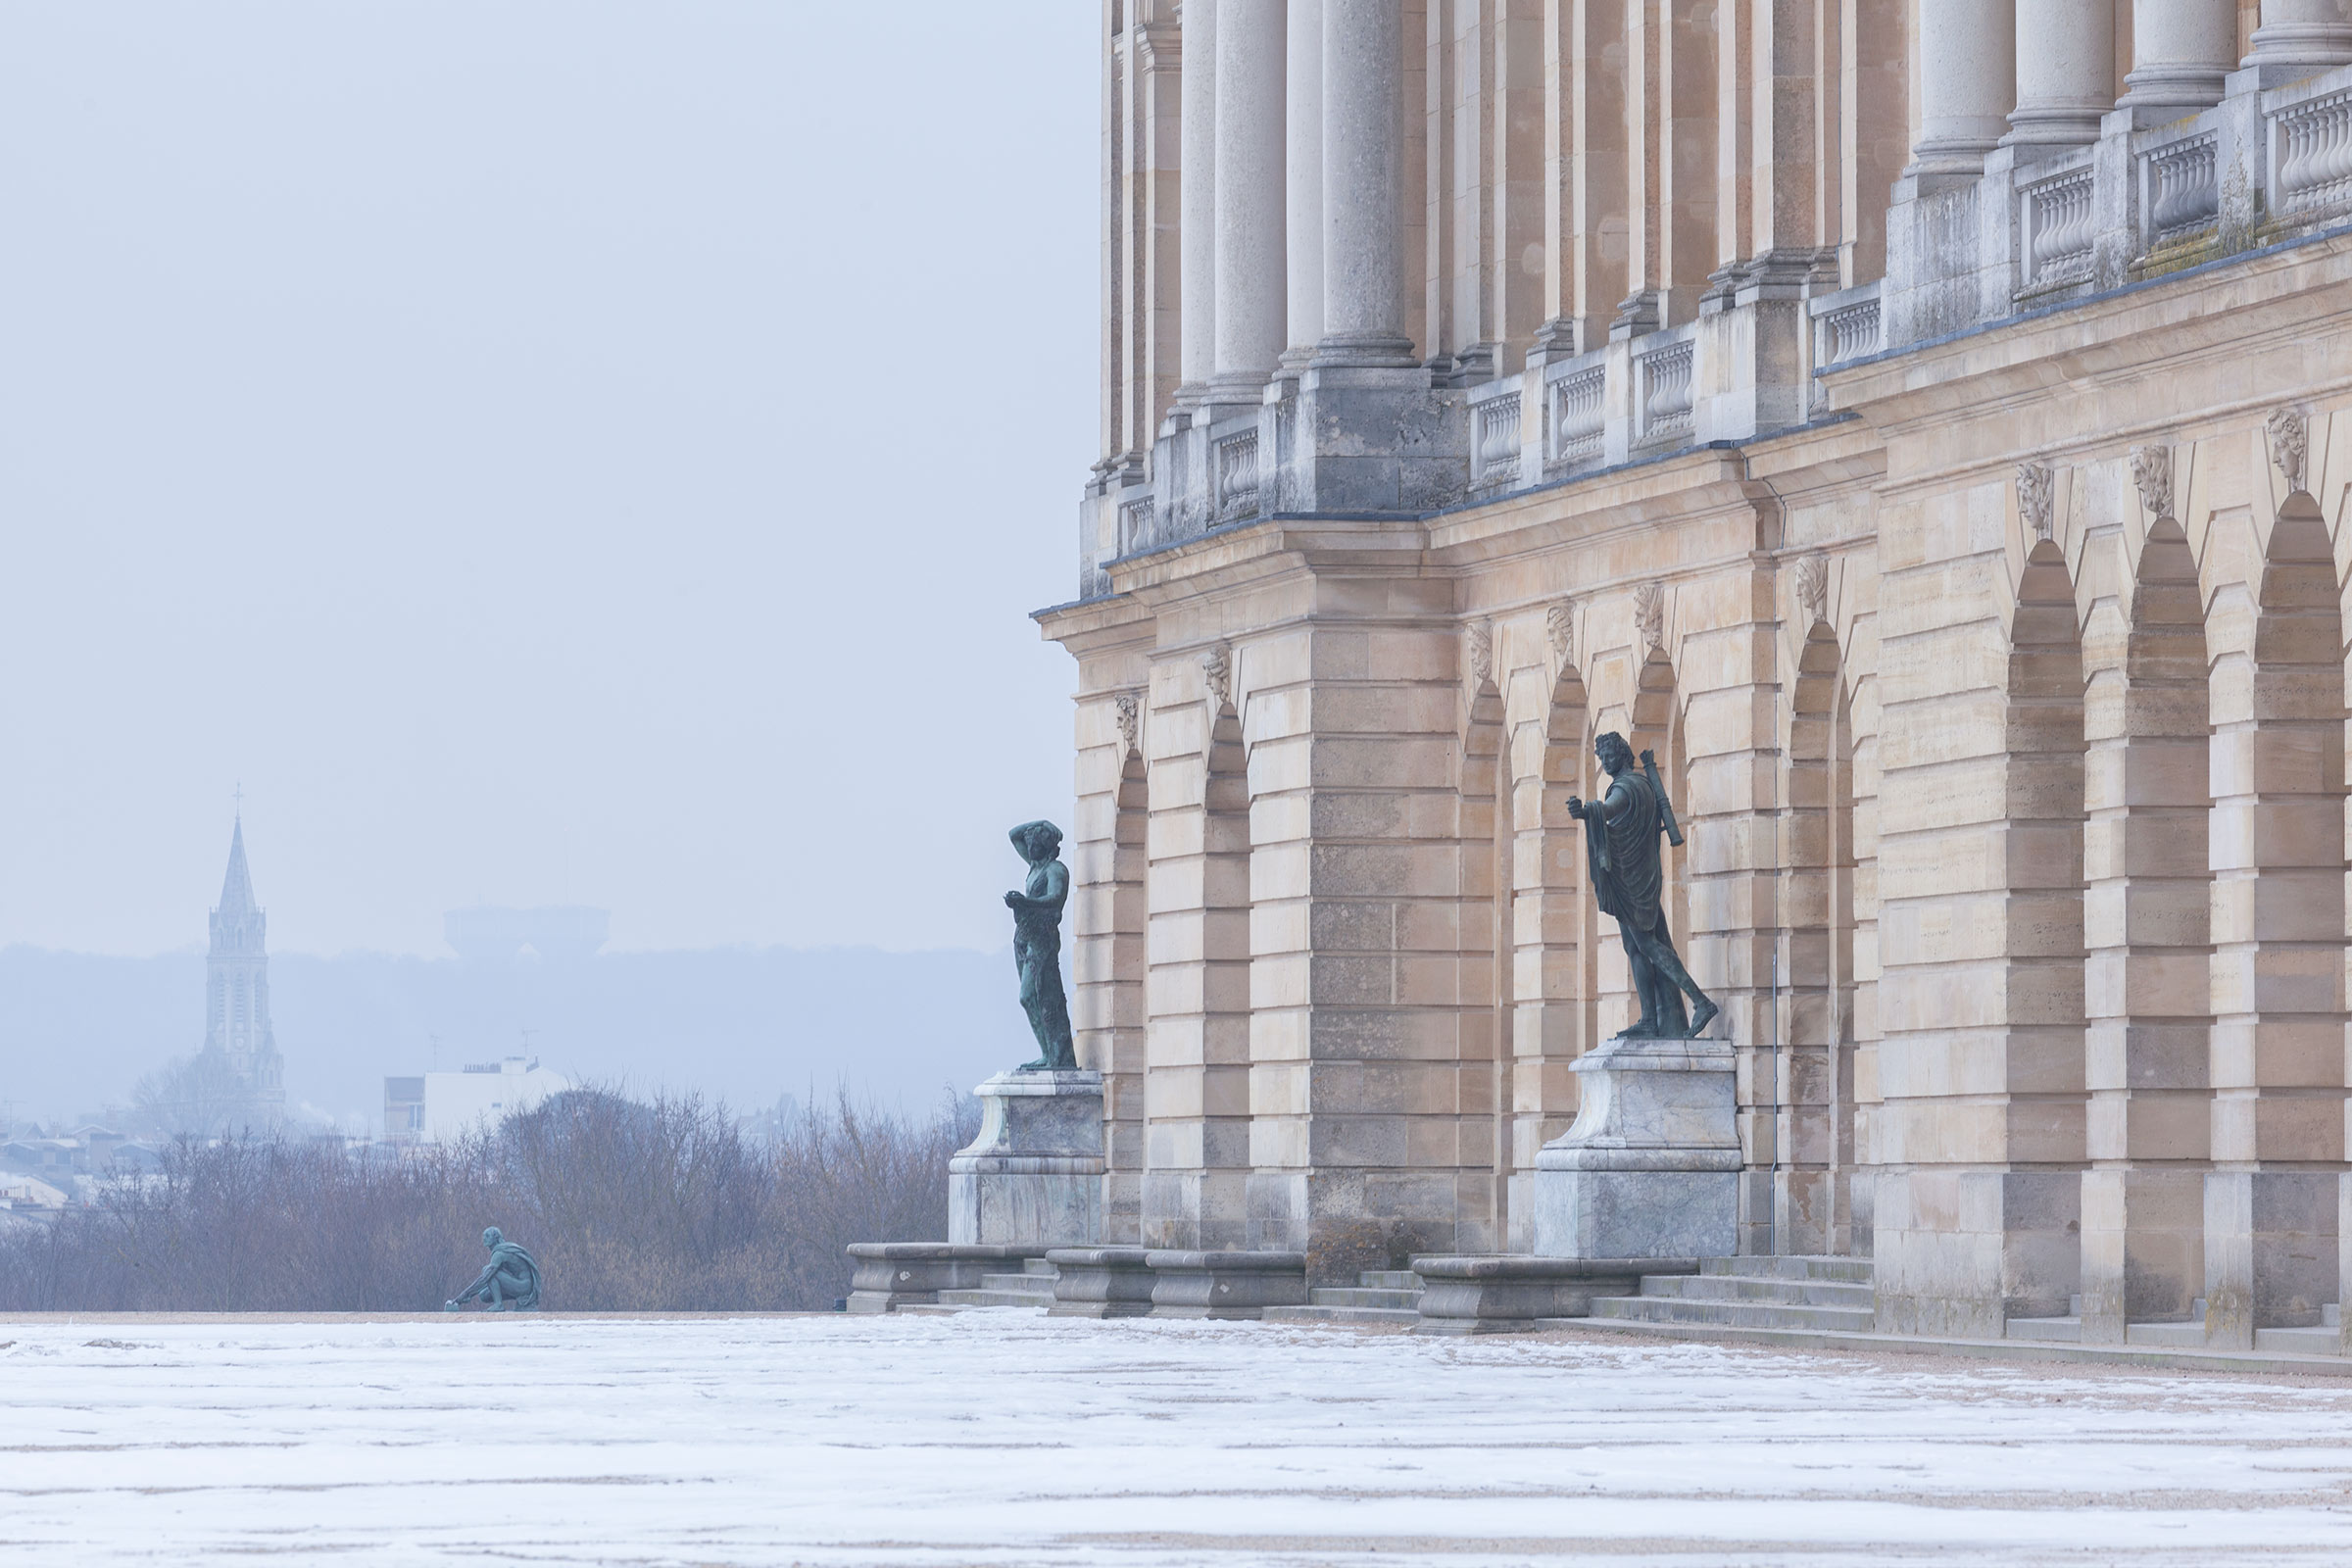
left=1037, top=0, right=2352, bottom=1346
left=201, top=817, right=285, bottom=1108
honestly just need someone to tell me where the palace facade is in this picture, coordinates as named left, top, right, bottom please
left=1037, top=0, right=2352, bottom=1346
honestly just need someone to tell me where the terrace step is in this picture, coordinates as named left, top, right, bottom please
left=1589, top=1293, right=1878, bottom=1333
left=1583, top=1255, right=1876, bottom=1335
left=1257, top=1270, right=1424, bottom=1327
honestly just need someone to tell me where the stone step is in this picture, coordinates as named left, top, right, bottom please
left=1020, top=1257, right=1060, bottom=1278
left=1650, top=1273, right=1876, bottom=1308
left=1307, top=1287, right=1422, bottom=1311
left=980, top=1271, right=1055, bottom=1294
left=2127, top=1320, right=2208, bottom=1348
left=1697, top=1254, right=1874, bottom=1284
left=2256, top=1325, right=2344, bottom=1354
left=1591, top=1294, right=1877, bottom=1333
left=1359, top=1270, right=1424, bottom=1290
left=1260, top=1303, right=1421, bottom=1326
left=2005, top=1316, right=2082, bottom=1344
left=934, top=1288, right=1054, bottom=1308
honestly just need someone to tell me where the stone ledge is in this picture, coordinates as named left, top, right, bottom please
left=1045, top=1247, right=1156, bottom=1318
left=1559, top=1313, right=2352, bottom=1379
left=1144, top=1250, right=1309, bottom=1319
left=1409, top=1255, right=1698, bottom=1334
left=845, top=1243, right=1052, bottom=1314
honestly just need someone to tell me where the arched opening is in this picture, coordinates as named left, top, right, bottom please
left=1142, top=670, right=1254, bottom=1251
left=2001, top=537, right=2088, bottom=1320
left=1100, top=744, right=1150, bottom=1244
left=1458, top=670, right=1506, bottom=1251
left=1197, top=701, right=1253, bottom=1250
left=1780, top=620, right=1853, bottom=1256
left=2203, top=496, right=2345, bottom=1343
left=1507, top=660, right=1591, bottom=1249
left=2080, top=517, right=2211, bottom=1338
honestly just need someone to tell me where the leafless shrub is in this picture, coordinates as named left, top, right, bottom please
left=0, top=1085, right=974, bottom=1312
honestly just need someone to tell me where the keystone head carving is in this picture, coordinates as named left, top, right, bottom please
left=2130, top=444, right=2174, bottom=521
left=2266, top=407, right=2308, bottom=493
left=1466, top=621, right=1495, bottom=689
left=1795, top=555, right=1830, bottom=628
left=1544, top=601, right=1575, bottom=665
left=1634, top=583, right=1666, bottom=655
left=2016, top=463, right=2056, bottom=543
left=1200, top=643, right=1233, bottom=710
left=1112, top=692, right=1141, bottom=757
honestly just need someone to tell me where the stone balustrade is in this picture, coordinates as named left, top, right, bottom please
left=1886, top=59, right=2352, bottom=355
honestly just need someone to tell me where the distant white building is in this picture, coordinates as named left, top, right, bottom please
left=383, top=1056, right=568, bottom=1144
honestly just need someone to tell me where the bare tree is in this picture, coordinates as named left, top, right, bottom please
left=0, top=1085, right=975, bottom=1312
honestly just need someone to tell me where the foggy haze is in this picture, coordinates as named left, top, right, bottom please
left=0, top=4, right=1094, bottom=960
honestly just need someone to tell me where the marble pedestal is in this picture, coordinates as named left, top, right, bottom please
left=948, top=1069, right=1104, bottom=1248
left=1532, top=1035, right=1739, bottom=1259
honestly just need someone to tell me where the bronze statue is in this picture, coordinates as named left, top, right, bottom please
left=1004, top=819, right=1076, bottom=1070
left=443, top=1226, right=542, bottom=1311
left=1567, top=732, right=1719, bottom=1040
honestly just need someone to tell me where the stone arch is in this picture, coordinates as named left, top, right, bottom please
left=1501, top=654, right=1592, bottom=1249
left=2000, top=535, right=2089, bottom=1320
left=1141, top=653, right=1254, bottom=1251
left=1101, top=736, right=1150, bottom=1243
left=1458, top=640, right=1508, bottom=1250
left=1778, top=613, right=1855, bottom=1257
left=2202, top=491, right=2346, bottom=1345
left=2079, top=514, right=2213, bottom=1339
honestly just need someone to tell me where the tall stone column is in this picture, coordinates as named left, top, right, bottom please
left=1316, top=0, right=1416, bottom=366
left=1284, top=0, right=1323, bottom=365
left=1176, top=0, right=1218, bottom=408
left=1212, top=0, right=1287, bottom=402
left=2002, top=0, right=2114, bottom=151
left=2121, top=0, right=2238, bottom=116
left=1904, top=0, right=2016, bottom=177
left=2243, top=0, right=2352, bottom=80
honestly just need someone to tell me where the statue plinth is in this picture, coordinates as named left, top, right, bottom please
left=948, top=1070, right=1104, bottom=1247
left=1532, top=1034, right=1739, bottom=1260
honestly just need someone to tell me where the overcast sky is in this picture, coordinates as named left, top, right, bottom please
left=0, top=4, right=1097, bottom=956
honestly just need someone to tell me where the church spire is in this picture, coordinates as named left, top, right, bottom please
left=218, top=815, right=258, bottom=918
left=202, top=814, right=283, bottom=1107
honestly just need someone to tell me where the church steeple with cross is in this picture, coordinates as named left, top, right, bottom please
left=202, top=813, right=285, bottom=1106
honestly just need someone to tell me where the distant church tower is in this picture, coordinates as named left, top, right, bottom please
left=203, top=817, right=285, bottom=1106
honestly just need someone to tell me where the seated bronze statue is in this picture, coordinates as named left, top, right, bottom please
left=444, top=1226, right=542, bottom=1312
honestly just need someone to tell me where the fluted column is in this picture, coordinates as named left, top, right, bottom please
left=1284, top=0, right=1323, bottom=365
left=1177, top=0, right=1218, bottom=405
left=2245, top=0, right=2352, bottom=76
left=2122, top=0, right=2238, bottom=115
left=1212, top=0, right=1287, bottom=398
left=2003, top=0, right=2114, bottom=151
left=1906, top=0, right=2016, bottom=176
left=1316, top=0, right=1415, bottom=366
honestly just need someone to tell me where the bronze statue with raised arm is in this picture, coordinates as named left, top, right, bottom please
left=1566, top=731, right=1719, bottom=1040
left=1004, top=819, right=1076, bottom=1071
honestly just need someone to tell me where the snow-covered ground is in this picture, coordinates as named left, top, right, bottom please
left=5, top=1313, right=2352, bottom=1566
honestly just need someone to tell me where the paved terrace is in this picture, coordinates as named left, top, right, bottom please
left=5, top=1313, right=2352, bottom=1565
